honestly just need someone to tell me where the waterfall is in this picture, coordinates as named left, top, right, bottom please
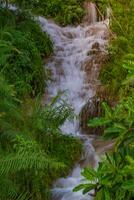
left=39, top=12, right=109, bottom=200
left=83, top=2, right=97, bottom=24
left=6, top=3, right=110, bottom=199
left=88, top=2, right=97, bottom=23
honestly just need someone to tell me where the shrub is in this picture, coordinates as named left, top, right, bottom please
left=0, top=8, right=53, bottom=97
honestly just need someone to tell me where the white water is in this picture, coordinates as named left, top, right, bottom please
left=39, top=10, right=108, bottom=200
left=6, top=3, right=109, bottom=199
left=86, top=2, right=97, bottom=24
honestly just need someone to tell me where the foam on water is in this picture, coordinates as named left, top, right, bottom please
left=39, top=16, right=108, bottom=133
left=38, top=12, right=108, bottom=200
left=7, top=3, right=108, bottom=199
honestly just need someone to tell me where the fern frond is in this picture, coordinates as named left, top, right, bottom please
left=0, top=137, right=65, bottom=176
left=0, top=176, right=17, bottom=199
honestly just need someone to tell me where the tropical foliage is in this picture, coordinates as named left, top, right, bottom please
left=98, top=0, right=134, bottom=98
left=0, top=74, right=82, bottom=200
left=0, top=7, right=53, bottom=97
left=74, top=96, right=134, bottom=199
left=11, top=0, right=85, bottom=25
left=74, top=0, right=134, bottom=199
left=0, top=3, right=82, bottom=200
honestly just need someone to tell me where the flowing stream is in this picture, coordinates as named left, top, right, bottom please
left=39, top=4, right=109, bottom=200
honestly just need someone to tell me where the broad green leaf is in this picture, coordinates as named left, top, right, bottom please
left=73, top=184, right=89, bottom=192
left=122, top=75, right=134, bottom=85
left=104, top=188, right=111, bottom=200
left=104, top=127, right=122, bottom=134
left=123, top=61, right=134, bottom=71
left=83, top=184, right=96, bottom=194
left=88, top=118, right=111, bottom=127
left=122, top=180, right=134, bottom=191
left=100, top=178, right=111, bottom=186
left=95, top=189, right=103, bottom=200
left=82, top=168, right=97, bottom=181
left=126, top=156, right=134, bottom=165
left=102, top=102, right=112, bottom=118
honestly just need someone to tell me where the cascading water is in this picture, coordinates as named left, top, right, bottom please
left=83, top=2, right=98, bottom=24
left=39, top=6, right=109, bottom=200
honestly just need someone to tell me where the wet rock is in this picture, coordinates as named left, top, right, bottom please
left=79, top=84, right=116, bottom=136
left=92, top=42, right=100, bottom=50
left=85, top=22, right=110, bottom=39
left=83, top=36, right=108, bottom=88
left=63, top=31, right=76, bottom=39
left=88, top=42, right=100, bottom=55
left=92, top=139, right=115, bottom=155
left=80, top=96, right=102, bottom=135
left=80, top=26, right=109, bottom=136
